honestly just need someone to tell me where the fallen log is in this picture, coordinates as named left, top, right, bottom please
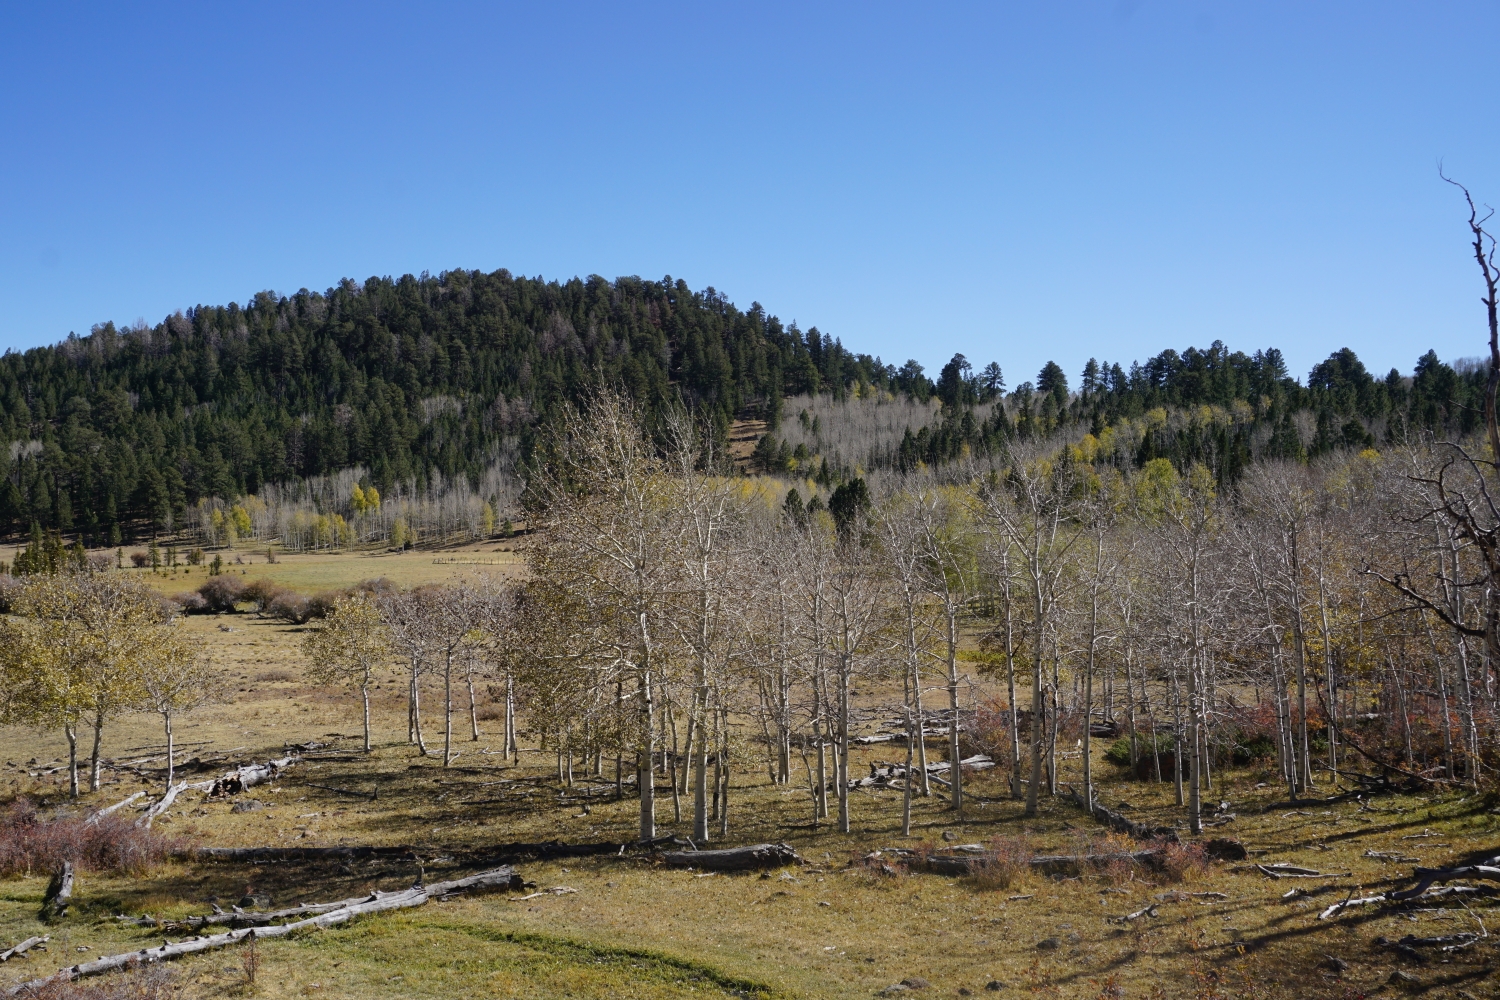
left=86, top=791, right=147, bottom=825
left=41, top=863, right=73, bottom=920
left=1255, top=863, right=1350, bottom=879
left=182, top=835, right=689, bottom=865
left=10, top=866, right=522, bottom=993
left=182, top=845, right=416, bottom=862
left=139, top=781, right=196, bottom=828
left=209, top=755, right=299, bottom=796
left=1065, top=785, right=1179, bottom=842
left=1386, top=853, right=1500, bottom=901
left=659, top=843, right=803, bottom=871
left=0, top=936, right=47, bottom=962
left=1110, top=904, right=1158, bottom=924
left=914, top=850, right=1164, bottom=878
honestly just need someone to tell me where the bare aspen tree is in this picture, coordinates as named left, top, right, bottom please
left=378, top=588, right=434, bottom=756
left=914, top=485, right=982, bottom=812
left=528, top=388, right=684, bottom=842
left=979, top=454, right=1083, bottom=817
left=302, top=593, right=390, bottom=752
left=876, top=487, right=939, bottom=835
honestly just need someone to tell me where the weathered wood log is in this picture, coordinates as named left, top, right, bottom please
left=10, top=866, right=523, bottom=993
left=915, top=850, right=1164, bottom=877
left=1110, top=904, right=1158, bottom=923
left=86, top=791, right=147, bottom=825
left=660, top=843, right=803, bottom=871
left=1386, top=854, right=1500, bottom=901
left=0, top=936, right=47, bottom=962
left=1254, top=863, right=1350, bottom=879
left=41, top=863, right=73, bottom=919
left=139, top=781, right=199, bottom=827
left=209, top=755, right=299, bottom=796
left=186, top=845, right=416, bottom=862
left=1065, top=785, right=1178, bottom=842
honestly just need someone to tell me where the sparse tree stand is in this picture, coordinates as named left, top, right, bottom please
left=303, top=595, right=390, bottom=752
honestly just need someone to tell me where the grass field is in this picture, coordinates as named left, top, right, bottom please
left=1, top=551, right=1497, bottom=999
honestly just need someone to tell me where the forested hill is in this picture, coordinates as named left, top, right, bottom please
left=0, top=266, right=1487, bottom=545
left=0, top=270, right=889, bottom=543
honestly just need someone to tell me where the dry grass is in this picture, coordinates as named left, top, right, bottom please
left=0, top=554, right=1497, bottom=998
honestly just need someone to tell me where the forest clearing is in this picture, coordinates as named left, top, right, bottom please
left=0, top=535, right=1496, bottom=999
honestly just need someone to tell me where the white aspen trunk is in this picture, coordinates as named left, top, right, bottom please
left=638, top=660, right=656, bottom=843
left=65, top=724, right=78, bottom=800
left=443, top=648, right=454, bottom=767
left=945, top=607, right=962, bottom=812
left=89, top=710, right=104, bottom=793
left=837, top=654, right=851, bottom=834
left=361, top=681, right=372, bottom=753
left=164, top=709, right=175, bottom=791
left=467, top=667, right=480, bottom=741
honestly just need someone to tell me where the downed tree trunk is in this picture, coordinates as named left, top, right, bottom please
left=1065, top=785, right=1179, bottom=843
left=139, top=782, right=194, bottom=828
left=186, top=846, right=416, bottom=862
left=209, top=755, right=299, bottom=796
left=659, top=843, right=803, bottom=871
left=913, top=850, right=1164, bottom=877
left=87, top=792, right=147, bottom=825
left=0, top=936, right=47, bottom=963
left=41, top=863, right=73, bottom=920
left=182, top=835, right=690, bottom=866
left=11, top=866, right=523, bottom=993
left=1387, top=853, right=1500, bottom=901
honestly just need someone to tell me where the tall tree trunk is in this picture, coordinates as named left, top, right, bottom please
left=361, top=681, right=372, bottom=752
left=90, top=709, right=105, bottom=793
left=164, top=708, right=175, bottom=791
left=65, top=723, right=78, bottom=800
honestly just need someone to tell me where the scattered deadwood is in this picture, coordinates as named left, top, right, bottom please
left=10, top=866, right=523, bottom=993
left=1109, top=904, right=1158, bottom=923
left=185, top=845, right=415, bottom=862
left=1374, top=932, right=1483, bottom=961
left=1319, top=852, right=1500, bottom=919
left=1387, top=853, right=1500, bottom=900
left=659, top=843, right=803, bottom=871
left=134, top=755, right=304, bottom=829
left=86, top=792, right=147, bottom=825
left=1253, top=863, right=1350, bottom=879
left=897, top=849, right=1164, bottom=878
left=1065, top=785, right=1179, bottom=842
left=41, top=863, right=73, bottom=920
left=0, top=936, right=47, bottom=963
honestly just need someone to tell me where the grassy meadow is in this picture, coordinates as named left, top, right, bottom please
left=0, top=547, right=1496, bottom=999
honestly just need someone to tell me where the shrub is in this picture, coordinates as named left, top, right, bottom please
left=196, top=574, right=246, bottom=612
left=968, top=835, right=1033, bottom=891
left=171, top=592, right=208, bottom=614
left=254, top=669, right=296, bottom=683
left=87, top=552, right=114, bottom=573
left=239, top=578, right=286, bottom=613
left=129, top=551, right=150, bottom=568
left=1153, top=839, right=1209, bottom=884
left=266, top=592, right=312, bottom=624
left=0, top=799, right=181, bottom=877
left=305, top=590, right=341, bottom=620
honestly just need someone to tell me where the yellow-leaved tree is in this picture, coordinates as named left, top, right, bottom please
left=302, top=593, right=390, bottom=751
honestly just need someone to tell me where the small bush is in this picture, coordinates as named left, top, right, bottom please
left=240, top=578, right=286, bottom=613
left=969, top=835, right=1033, bottom=891
left=305, top=590, right=341, bottom=619
left=1103, top=731, right=1175, bottom=767
left=0, top=800, right=181, bottom=877
left=129, top=551, right=150, bottom=568
left=171, top=592, right=208, bottom=614
left=266, top=592, right=312, bottom=624
left=197, top=574, right=246, bottom=612
left=1153, top=840, right=1209, bottom=884
left=254, top=669, right=296, bottom=683
left=87, top=552, right=114, bottom=573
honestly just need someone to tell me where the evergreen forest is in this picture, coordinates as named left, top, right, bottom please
left=0, top=268, right=1485, bottom=544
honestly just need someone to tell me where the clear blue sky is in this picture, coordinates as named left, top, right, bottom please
left=2, top=2, right=1497, bottom=387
